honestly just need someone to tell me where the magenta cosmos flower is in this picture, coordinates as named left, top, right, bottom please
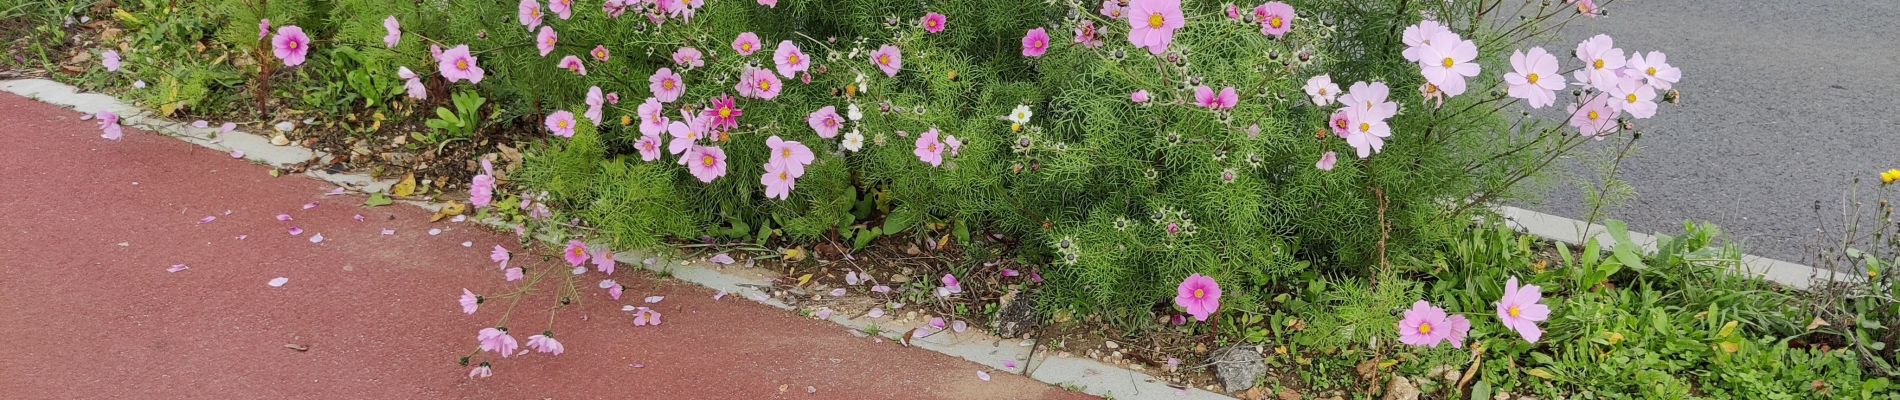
left=636, top=133, right=663, bottom=161
left=1131, top=89, right=1151, bottom=104
left=1397, top=300, right=1449, bottom=347
left=549, top=0, right=574, bottom=19
left=1568, top=95, right=1619, bottom=137
left=1504, top=47, right=1566, bottom=109
left=459, top=289, right=481, bottom=314
left=557, top=55, right=587, bottom=75
left=1625, top=51, right=1680, bottom=90
left=914, top=128, right=946, bottom=167
left=1400, top=20, right=1451, bottom=63
left=806, top=106, right=843, bottom=138
left=1174, top=273, right=1221, bottom=322
left=1416, top=31, right=1481, bottom=96
left=687, top=146, right=728, bottom=183
left=705, top=94, right=743, bottom=130
left=761, top=162, right=796, bottom=200
left=1573, top=34, right=1625, bottom=92
left=638, top=97, right=670, bottom=136
left=590, top=45, right=611, bottom=62
left=766, top=135, right=815, bottom=176
left=871, top=45, right=902, bottom=77
left=773, top=40, right=809, bottom=78
left=1021, top=28, right=1051, bottom=58
left=921, top=12, right=947, bottom=34
left=527, top=333, right=565, bottom=355
left=669, top=113, right=707, bottom=159
left=1496, top=276, right=1551, bottom=342
left=1194, top=86, right=1238, bottom=110
left=545, top=111, right=578, bottom=138
left=1074, top=20, right=1104, bottom=48
left=1329, top=109, right=1350, bottom=138
left=518, top=0, right=543, bottom=30
left=437, top=45, right=485, bottom=83
left=672, top=47, right=705, bottom=68
left=732, top=32, right=762, bottom=56
left=1127, top=0, right=1185, bottom=55
left=383, top=16, right=401, bottom=48
left=738, top=67, right=782, bottom=100
left=271, top=25, right=311, bottom=66
left=1255, top=2, right=1295, bottom=38
left=1315, top=151, right=1337, bottom=171
left=477, top=327, right=520, bottom=357
left=536, top=27, right=558, bottom=57
left=564, top=240, right=590, bottom=266
left=101, top=50, right=120, bottom=72
left=649, top=68, right=685, bottom=103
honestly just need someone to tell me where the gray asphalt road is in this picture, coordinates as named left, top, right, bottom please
left=1522, top=1, right=1900, bottom=264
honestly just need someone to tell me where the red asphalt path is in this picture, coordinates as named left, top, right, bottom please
left=0, top=93, right=1090, bottom=399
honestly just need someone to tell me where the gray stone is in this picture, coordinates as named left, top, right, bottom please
left=1208, top=345, right=1266, bottom=393
left=992, top=289, right=1039, bottom=338
left=1382, top=376, right=1420, bottom=400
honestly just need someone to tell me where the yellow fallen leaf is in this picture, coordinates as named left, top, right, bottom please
left=796, top=274, right=812, bottom=287
left=391, top=173, right=417, bottom=197
left=1525, top=368, right=1557, bottom=380
left=431, top=201, right=466, bottom=222
left=1716, top=341, right=1740, bottom=354
left=781, top=247, right=806, bottom=262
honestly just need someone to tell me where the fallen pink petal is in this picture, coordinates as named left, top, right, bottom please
left=267, top=277, right=288, bottom=287
left=167, top=264, right=189, bottom=273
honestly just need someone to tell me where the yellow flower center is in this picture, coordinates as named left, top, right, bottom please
left=1626, top=94, right=1639, bottom=104
left=781, top=149, right=792, bottom=158
left=879, top=55, right=890, bottom=65
left=456, top=60, right=469, bottom=71
left=719, top=107, right=732, bottom=118
left=758, top=80, right=772, bottom=91
left=570, top=247, right=582, bottom=257
left=778, top=171, right=788, bottom=180
left=1418, top=323, right=1433, bottom=334
left=1527, top=73, right=1540, bottom=84
left=1269, top=17, right=1283, bottom=29
left=1587, top=110, right=1601, bottom=120
left=558, top=120, right=569, bottom=129
left=288, top=41, right=299, bottom=49
left=1441, top=57, right=1456, bottom=68
left=1647, top=67, right=1658, bottom=76
left=701, top=155, right=716, bottom=167
left=1193, top=289, right=1204, bottom=298
left=1334, top=118, right=1347, bottom=130
left=928, top=143, right=938, bottom=152
left=928, top=20, right=938, bottom=28
left=1358, top=122, right=1370, bottom=133
left=1318, top=88, right=1327, bottom=95
left=1509, top=306, right=1521, bottom=318
left=1424, top=84, right=1438, bottom=94
left=1147, top=13, right=1165, bottom=29
left=663, top=80, right=675, bottom=90
left=788, top=54, right=800, bottom=65
left=742, top=43, right=753, bottom=52
left=1593, top=59, right=1606, bottom=70
left=594, top=49, right=605, bottom=58
left=545, top=37, right=554, bottom=46
left=532, top=9, right=540, bottom=17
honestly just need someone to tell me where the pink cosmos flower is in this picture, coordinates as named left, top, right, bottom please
left=733, top=32, right=762, bottom=56
left=742, top=67, right=782, bottom=100
left=438, top=45, right=485, bottom=83
left=1316, top=151, right=1337, bottom=171
left=491, top=245, right=511, bottom=268
left=398, top=67, right=427, bottom=100
left=915, top=128, right=945, bottom=167
left=1504, top=47, right=1566, bottom=109
left=271, top=25, right=311, bottom=67
left=459, top=289, right=481, bottom=314
left=1226, top=3, right=1242, bottom=20
left=773, top=41, right=809, bottom=78
left=1609, top=76, right=1659, bottom=119
left=469, top=364, right=492, bottom=378
left=98, top=111, right=123, bottom=140
left=1568, top=95, right=1620, bottom=137
left=806, top=106, right=843, bottom=138
left=1568, top=0, right=1602, bottom=17
left=101, top=50, right=120, bottom=72
left=687, top=146, right=729, bottom=183
left=1074, top=20, right=1104, bottom=48
left=1131, top=89, right=1151, bottom=104
left=871, top=45, right=902, bottom=77
left=1100, top=0, right=1126, bottom=19
left=590, top=45, right=611, bottom=62
left=649, top=68, right=684, bottom=103
left=638, top=97, right=670, bottom=136
left=1495, top=276, right=1551, bottom=342
left=564, top=240, right=590, bottom=266
left=606, top=92, right=620, bottom=105
left=584, top=87, right=605, bottom=126
left=590, top=247, right=616, bottom=275
left=1417, top=31, right=1481, bottom=96
left=1342, top=105, right=1391, bottom=159
left=922, top=12, right=947, bottom=34
left=518, top=0, right=543, bottom=30
left=1573, top=34, right=1625, bottom=92
left=636, top=134, right=664, bottom=161
left=761, top=162, right=796, bottom=200
left=1444, top=315, right=1472, bottom=349
left=705, top=94, right=743, bottom=130
left=1625, top=51, right=1680, bottom=90
left=669, top=113, right=709, bottom=158
left=1337, top=81, right=1398, bottom=120
left=383, top=16, right=401, bottom=48
left=632, top=307, right=663, bottom=326
left=545, top=111, right=578, bottom=138
left=477, top=327, right=520, bottom=357
left=527, top=333, right=565, bottom=355
left=1397, top=300, right=1449, bottom=347
left=1127, top=0, right=1185, bottom=55
left=258, top=19, right=270, bottom=40
left=549, top=0, right=573, bottom=19
left=1174, top=273, right=1221, bottom=322
left=1255, top=2, right=1295, bottom=38
left=1194, top=86, right=1238, bottom=110
left=1400, top=20, right=1452, bottom=63
left=665, top=0, right=704, bottom=20
left=1304, top=74, right=1340, bottom=106
left=944, top=135, right=963, bottom=156
left=504, top=267, right=524, bottom=281
left=672, top=47, right=705, bottom=68
left=766, top=135, right=815, bottom=176
left=758, top=0, right=777, bottom=7
left=558, top=55, right=587, bottom=75
left=607, top=282, right=624, bottom=299
left=470, top=160, right=496, bottom=208
left=1021, top=28, right=1051, bottom=58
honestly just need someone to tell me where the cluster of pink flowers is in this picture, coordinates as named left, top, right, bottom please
left=1404, top=21, right=1481, bottom=100
left=1327, top=81, right=1399, bottom=159
left=914, top=128, right=961, bottom=167
left=761, top=136, right=814, bottom=200
left=1252, top=2, right=1295, bottom=38
left=1562, top=34, right=1679, bottom=137
left=1398, top=276, right=1550, bottom=349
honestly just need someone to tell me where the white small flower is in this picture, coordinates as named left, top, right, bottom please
left=1304, top=74, right=1341, bottom=106
left=841, top=129, right=865, bottom=152
left=1006, top=105, right=1033, bottom=124
left=132, top=80, right=147, bottom=89
left=846, top=103, right=864, bottom=121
